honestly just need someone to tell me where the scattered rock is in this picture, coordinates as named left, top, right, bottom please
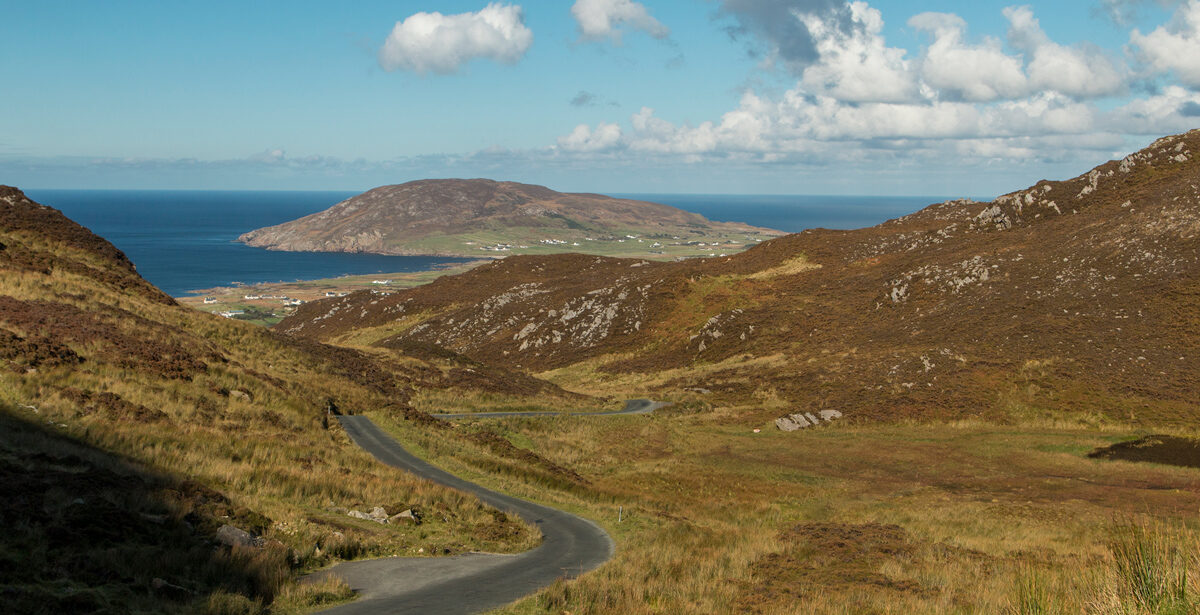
left=388, top=509, right=421, bottom=525
left=215, top=524, right=261, bottom=548
left=775, top=414, right=810, bottom=432
left=347, top=506, right=390, bottom=524
left=775, top=410, right=843, bottom=431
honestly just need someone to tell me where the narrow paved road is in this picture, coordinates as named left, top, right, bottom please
left=312, top=412, right=626, bottom=614
left=434, top=398, right=670, bottom=420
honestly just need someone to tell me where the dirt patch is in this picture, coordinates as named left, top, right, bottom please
left=736, top=522, right=928, bottom=613
left=1088, top=435, right=1200, bottom=469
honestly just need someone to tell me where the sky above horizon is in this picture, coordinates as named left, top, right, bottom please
left=3, top=0, right=1200, bottom=196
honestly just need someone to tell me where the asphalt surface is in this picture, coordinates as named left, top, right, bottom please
left=433, top=398, right=670, bottom=420
left=312, top=411, right=626, bottom=614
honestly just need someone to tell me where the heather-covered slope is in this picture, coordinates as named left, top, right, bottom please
left=237, top=178, right=781, bottom=258
left=280, top=131, right=1200, bottom=426
left=0, top=186, right=587, bottom=612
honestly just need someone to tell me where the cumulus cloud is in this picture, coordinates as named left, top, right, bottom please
left=571, top=0, right=668, bottom=42
left=799, top=2, right=917, bottom=103
left=909, top=12, right=1027, bottom=102
left=1108, top=85, right=1200, bottom=133
left=557, top=122, right=623, bottom=152
left=539, top=0, right=1195, bottom=187
left=378, top=3, right=533, bottom=74
left=717, top=0, right=847, bottom=73
left=1004, top=6, right=1125, bottom=98
left=1131, top=0, right=1200, bottom=88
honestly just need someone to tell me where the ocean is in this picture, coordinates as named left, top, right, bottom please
left=617, top=193, right=961, bottom=233
left=25, top=190, right=960, bottom=297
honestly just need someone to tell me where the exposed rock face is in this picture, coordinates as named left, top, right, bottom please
left=280, top=130, right=1200, bottom=426
left=776, top=409, right=843, bottom=431
left=237, top=178, right=780, bottom=256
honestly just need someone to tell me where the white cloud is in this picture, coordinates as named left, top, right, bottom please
left=799, top=2, right=917, bottom=103
left=541, top=0, right=1196, bottom=187
left=557, top=122, right=623, bottom=152
left=1131, top=0, right=1200, bottom=88
left=1108, top=85, right=1200, bottom=133
left=571, top=0, right=668, bottom=42
left=378, top=3, right=533, bottom=74
left=716, top=0, right=853, bottom=74
left=1004, top=6, right=1125, bottom=99
left=909, top=11, right=1027, bottom=102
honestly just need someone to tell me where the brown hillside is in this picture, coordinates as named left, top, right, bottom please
left=236, top=178, right=780, bottom=256
left=279, top=131, right=1200, bottom=426
left=1, top=185, right=173, bottom=304
left=0, top=187, right=588, bottom=611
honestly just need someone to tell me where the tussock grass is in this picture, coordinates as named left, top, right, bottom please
left=1096, top=517, right=1199, bottom=614
left=364, top=408, right=1200, bottom=615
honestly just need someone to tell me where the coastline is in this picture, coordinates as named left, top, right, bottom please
left=176, top=260, right=488, bottom=326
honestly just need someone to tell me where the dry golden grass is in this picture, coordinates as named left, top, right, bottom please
left=361, top=406, right=1200, bottom=615
left=0, top=222, right=547, bottom=612
left=743, top=254, right=821, bottom=280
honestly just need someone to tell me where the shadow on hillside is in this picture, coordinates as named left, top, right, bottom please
left=0, top=408, right=280, bottom=614
left=1089, top=435, right=1200, bottom=469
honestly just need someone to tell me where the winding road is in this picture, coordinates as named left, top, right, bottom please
left=311, top=400, right=663, bottom=614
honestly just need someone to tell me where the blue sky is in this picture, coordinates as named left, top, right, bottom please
left=2, top=0, right=1197, bottom=195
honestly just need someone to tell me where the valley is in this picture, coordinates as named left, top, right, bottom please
left=3, top=130, right=1200, bottom=614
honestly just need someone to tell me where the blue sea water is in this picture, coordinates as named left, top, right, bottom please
left=26, top=190, right=477, bottom=297
left=24, top=190, right=961, bottom=297
left=616, top=193, right=963, bottom=232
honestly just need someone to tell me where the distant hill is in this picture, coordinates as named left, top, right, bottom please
left=279, top=131, right=1200, bottom=427
left=237, top=179, right=783, bottom=259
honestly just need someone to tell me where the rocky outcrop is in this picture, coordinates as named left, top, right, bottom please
left=776, top=410, right=843, bottom=431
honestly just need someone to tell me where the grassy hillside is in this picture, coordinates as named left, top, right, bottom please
left=0, top=186, right=589, bottom=613
left=373, top=407, right=1200, bottom=615
left=273, top=132, right=1200, bottom=613
left=281, top=130, right=1200, bottom=429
